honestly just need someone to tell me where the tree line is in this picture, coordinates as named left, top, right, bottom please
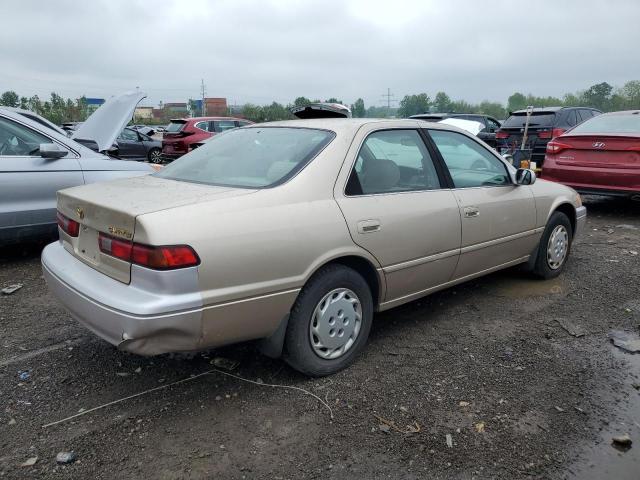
left=2, top=80, right=639, bottom=125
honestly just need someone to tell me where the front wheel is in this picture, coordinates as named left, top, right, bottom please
left=533, top=211, right=573, bottom=279
left=284, top=265, right=373, bottom=377
left=148, top=148, right=162, bottom=164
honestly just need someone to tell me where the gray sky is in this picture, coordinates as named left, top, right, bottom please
left=1, top=0, right=638, bottom=108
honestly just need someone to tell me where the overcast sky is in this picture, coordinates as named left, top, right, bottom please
left=1, top=0, right=638, bottom=108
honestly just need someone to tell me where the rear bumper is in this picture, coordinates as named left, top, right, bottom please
left=41, top=242, right=298, bottom=355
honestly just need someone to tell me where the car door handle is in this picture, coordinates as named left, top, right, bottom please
left=464, top=206, right=480, bottom=218
left=357, top=219, right=381, bottom=234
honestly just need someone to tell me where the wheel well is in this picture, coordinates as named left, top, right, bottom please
left=553, top=203, right=576, bottom=236
left=325, top=256, right=381, bottom=307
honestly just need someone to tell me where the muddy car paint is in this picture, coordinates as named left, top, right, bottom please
left=42, top=118, right=585, bottom=368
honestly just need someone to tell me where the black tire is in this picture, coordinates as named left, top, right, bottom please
left=284, top=265, right=373, bottom=377
left=148, top=148, right=162, bottom=164
left=532, top=211, right=573, bottom=279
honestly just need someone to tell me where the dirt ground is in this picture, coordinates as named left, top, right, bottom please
left=1, top=195, right=639, bottom=480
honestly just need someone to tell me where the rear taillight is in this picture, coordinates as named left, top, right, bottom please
left=546, top=140, right=571, bottom=154
left=495, top=130, right=509, bottom=139
left=56, top=211, right=79, bottom=237
left=539, top=128, right=566, bottom=139
left=98, top=233, right=199, bottom=270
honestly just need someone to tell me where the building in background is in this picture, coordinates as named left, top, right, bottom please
left=164, top=102, right=188, bottom=116
left=134, top=106, right=153, bottom=120
left=204, top=97, right=228, bottom=116
left=85, top=97, right=105, bottom=114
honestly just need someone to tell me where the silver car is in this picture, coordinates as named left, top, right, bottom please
left=0, top=91, right=154, bottom=245
left=43, top=119, right=586, bottom=376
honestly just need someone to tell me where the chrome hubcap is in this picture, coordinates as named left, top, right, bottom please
left=309, top=288, right=362, bottom=360
left=547, top=225, right=569, bottom=270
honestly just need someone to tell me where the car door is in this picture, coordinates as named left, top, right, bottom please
left=117, top=128, right=145, bottom=159
left=0, top=114, right=83, bottom=238
left=426, top=128, right=538, bottom=280
left=334, top=124, right=461, bottom=307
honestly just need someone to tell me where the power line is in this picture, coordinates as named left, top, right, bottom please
left=200, top=79, right=207, bottom=116
left=380, top=87, right=396, bottom=116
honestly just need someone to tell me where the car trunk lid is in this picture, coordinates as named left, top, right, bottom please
left=551, top=135, right=640, bottom=169
left=57, top=175, right=256, bottom=284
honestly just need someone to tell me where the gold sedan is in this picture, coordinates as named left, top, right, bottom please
left=42, top=119, right=586, bottom=376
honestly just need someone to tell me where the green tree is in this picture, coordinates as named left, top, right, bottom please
left=583, top=82, right=613, bottom=111
left=351, top=98, right=365, bottom=117
left=263, top=102, right=293, bottom=121
left=397, top=93, right=431, bottom=118
left=433, top=92, right=452, bottom=113
left=325, top=97, right=343, bottom=104
left=293, top=97, right=312, bottom=107
left=0, top=91, right=19, bottom=107
left=477, top=101, right=507, bottom=119
left=621, top=80, right=640, bottom=109
left=507, top=92, right=527, bottom=112
left=241, top=103, right=265, bottom=123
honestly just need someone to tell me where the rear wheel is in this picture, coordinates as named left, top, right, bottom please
left=148, top=148, right=162, bottom=164
left=284, top=265, right=373, bottom=376
left=533, top=211, right=573, bottom=279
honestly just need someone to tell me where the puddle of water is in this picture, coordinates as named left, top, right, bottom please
left=567, top=334, right=640, bottom=480
left=490, top=276, right=567, bottom=299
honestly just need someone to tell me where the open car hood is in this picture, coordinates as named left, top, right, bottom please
left=72, top=91, right=146, bottom=152
left=439, top=118, right=485, bottom=136
left=291, top=103, right=352, bottom=119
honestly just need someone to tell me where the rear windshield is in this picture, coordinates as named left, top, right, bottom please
left=570, top=113, right=640, bottom=134
left=502, top=112, right=556, bottom=128
left=155, top=127, right=335, bottom=188
left=166, top=122, right=185, bottom=133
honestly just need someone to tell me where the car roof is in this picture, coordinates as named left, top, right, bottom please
left=170, top=116, right=247, bottom=122
left=245, top=118, right=465, bottom=134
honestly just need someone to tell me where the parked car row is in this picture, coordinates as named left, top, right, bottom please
left=0, top=91, right=154, bottom=245
left=411, top=113, right=502, bottom=147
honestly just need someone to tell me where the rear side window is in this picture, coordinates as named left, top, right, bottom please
left=570, top=114, right=640, bottom=134
left=503, top=113, right=556, bottom=128
left=565, top=110, right=578, bottom=127
left=212, top=120, right=237, bottom=133
left=0, top=116, right=51, bottom=156
left=166, top=122, right=185, bottom=133
left=429, top=130, right=510, bottom=188
left=194, top=121, right=209, bottom=132
left=346, top=130, right=441, bottom=196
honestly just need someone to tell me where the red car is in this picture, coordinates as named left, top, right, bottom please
left=161, top=117, right=252, bottom=162
left=542, top=111, right=640, bottom=200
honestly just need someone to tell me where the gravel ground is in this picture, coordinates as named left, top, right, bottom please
left=0, top=195, right=639, bottom=479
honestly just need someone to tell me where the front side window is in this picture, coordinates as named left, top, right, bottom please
left=487, top=118, right=501, bottom=131
left=0, top=116, right=51, bottom=156
left=155, top=127, right=334, bottom=188
left=429, top=130, right=510, bottom=188
left=346, top=129, right=441, bottom=195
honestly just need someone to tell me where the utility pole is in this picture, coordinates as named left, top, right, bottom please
left=201, top=79, right=207, bottom=116
left=380, top=88, right=396, bottom=117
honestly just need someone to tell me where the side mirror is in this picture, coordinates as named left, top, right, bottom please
left=39, top=143, right=67, bottom=159
left=515, top=168, right=536, bottom=185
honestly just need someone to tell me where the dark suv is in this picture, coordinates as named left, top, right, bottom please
left=410, top=113, right=502, bottom=147
left=161, top=117, right=252, bottom=162
left=496, top=107, right=601, bottom=168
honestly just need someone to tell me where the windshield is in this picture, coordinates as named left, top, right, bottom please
left=502, top=112, right=556, bottom=128
left=166, top=122, right=185, bottom=133
left=155, top=127, right=335, bottom=188
left=570, top=113, right=640, bottom=134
